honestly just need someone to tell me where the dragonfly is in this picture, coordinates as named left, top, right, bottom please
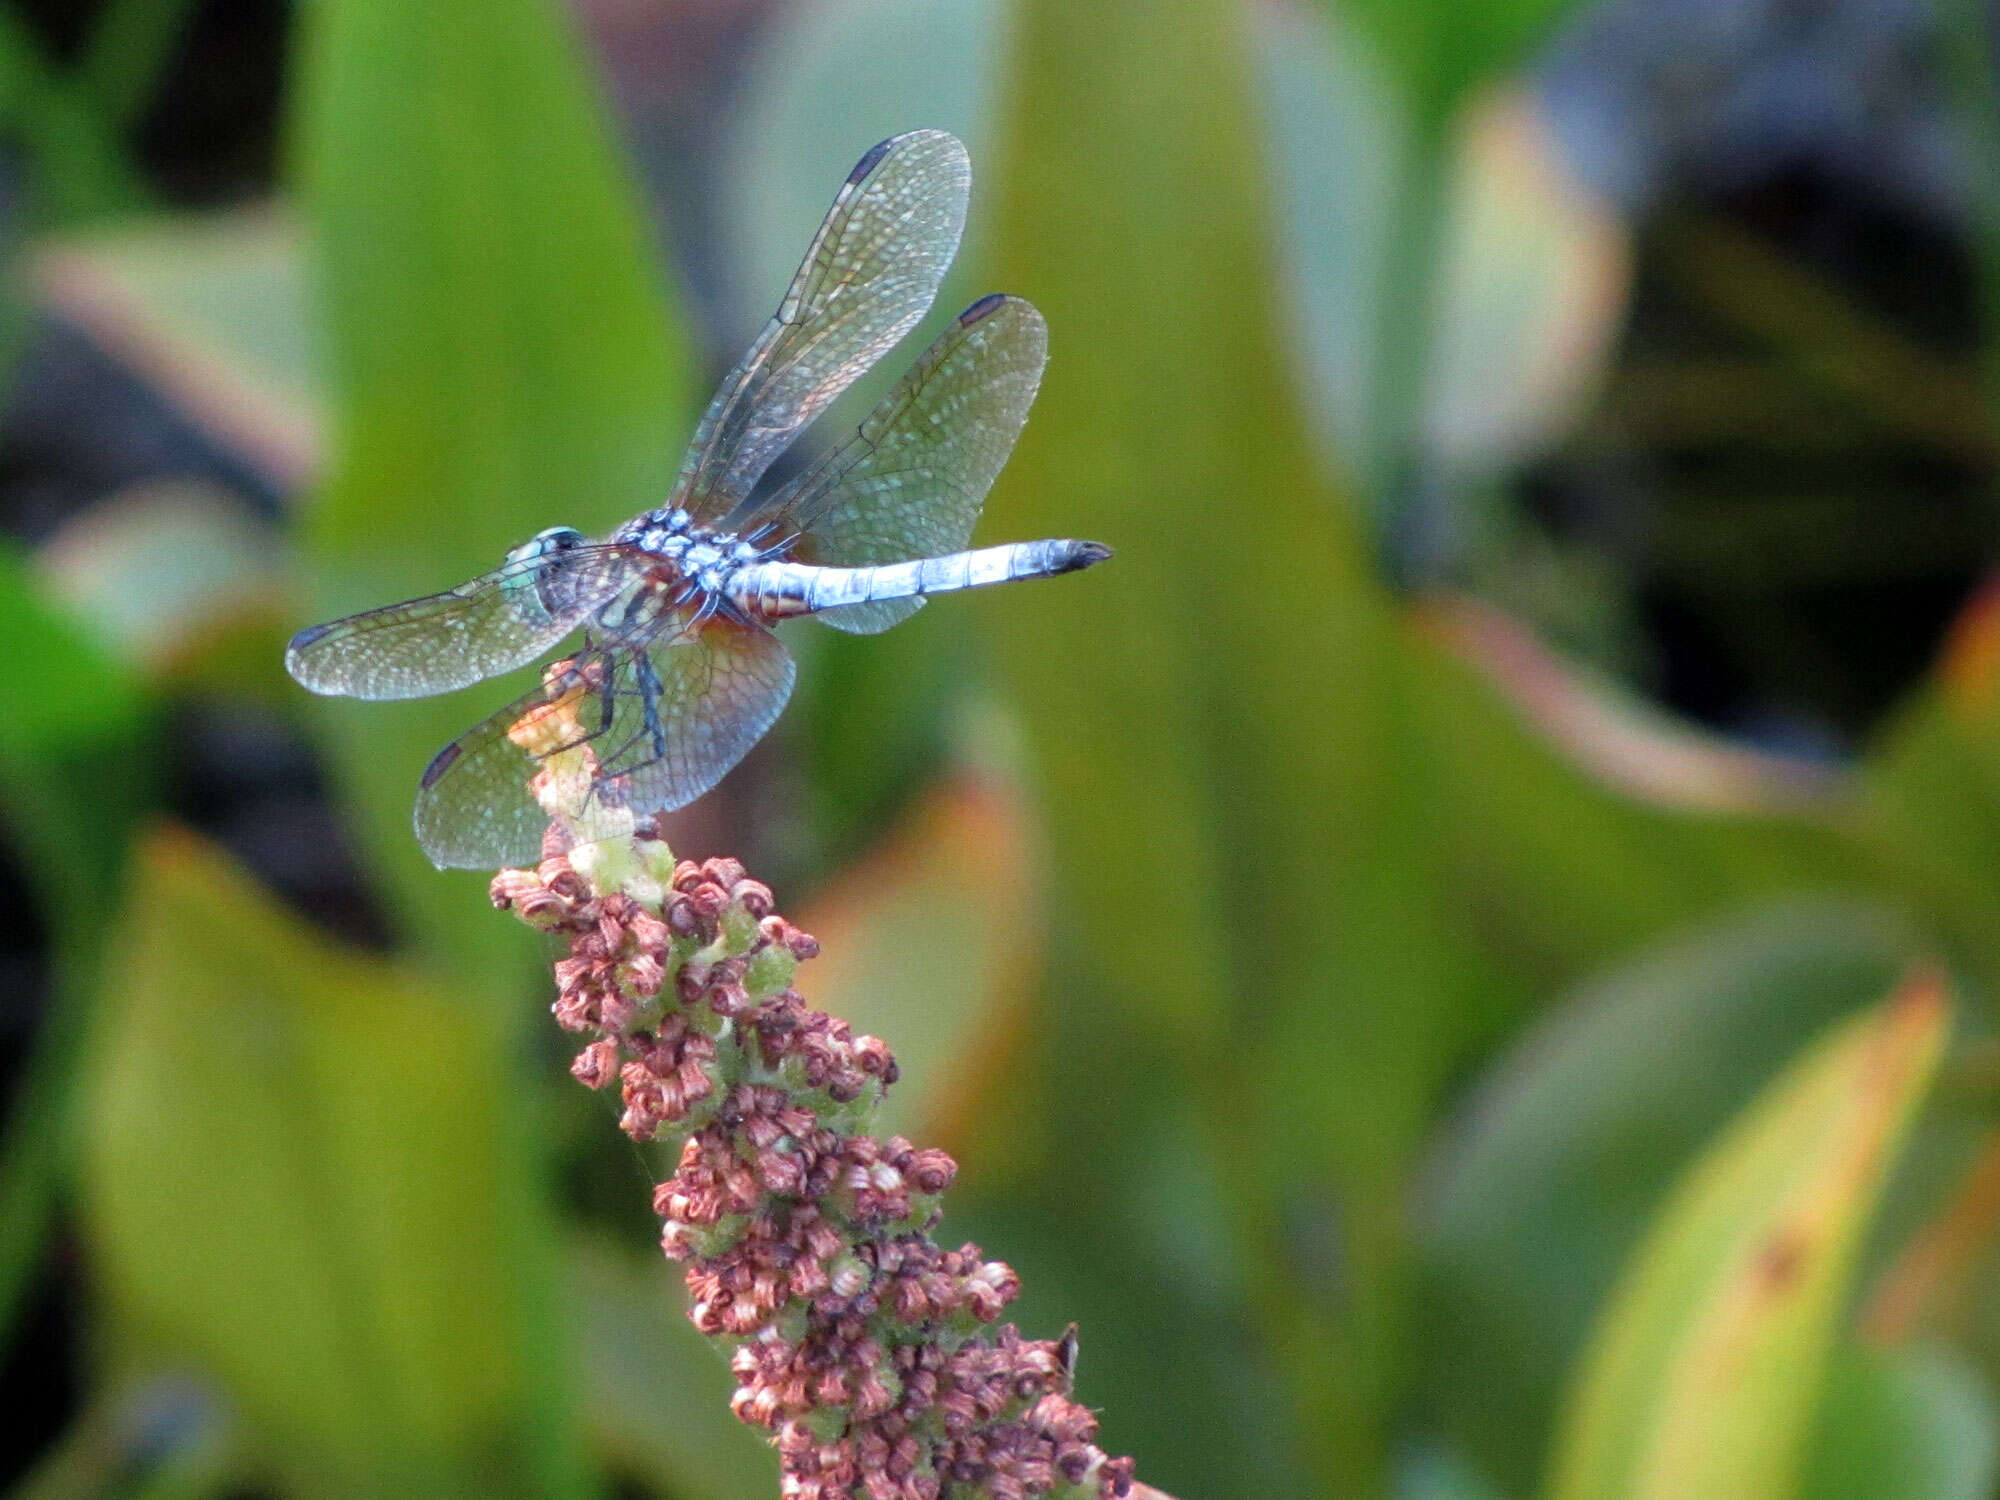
left=287, top=129, right=1108, bottom=870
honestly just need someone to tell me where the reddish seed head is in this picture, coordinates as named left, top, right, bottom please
left=688, top=883, right=728, bottom=925
left=493, top=841, right=1137, bottom=1500
left=702, top=855, right=747, bottom=886
left=666, top=894, right=705, bottom=938
left=571, top=1039, right=620, bottom=1089
left=542, top=864, right=588, bottom=903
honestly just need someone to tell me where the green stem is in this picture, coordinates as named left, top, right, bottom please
left=1369, top=115, right=1452, bottom=584
left=490, top=1005, right=601, bottom=1500
left=79, top=0, right=202, bottom=129
left=0, top=3, right=147, bottom=225
left=1943, top=0, right=2000, bottom=531
left=0, top=748, right=143, bottom=1361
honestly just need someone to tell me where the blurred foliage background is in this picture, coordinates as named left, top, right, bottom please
left=3, top=0, right=2000, bottom=1496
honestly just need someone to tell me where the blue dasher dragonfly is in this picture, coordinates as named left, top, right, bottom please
left=287, top=130, right=1108, bottom=869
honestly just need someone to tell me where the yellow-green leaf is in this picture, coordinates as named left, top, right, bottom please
left=1801, top=1343, right=1998, bottom=1500
left=1332, top=0, right=1582, bottom=131
left=80, top=827, right=531, bottom=1499
left=986, top=0, right=1489, bottom=1486
left=572, top=1237, right=777, bottom=1498
left=1547, top=972, right=1951, bottom=1500
left=793, top=775, right=1041, bottom=1178
left=1421, top=899, right=1926, bottom=1492
left=36, top=211, right=320, bottom=491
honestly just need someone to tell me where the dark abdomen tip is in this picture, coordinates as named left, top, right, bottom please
left=1062, top=540, right=1113, bottom=571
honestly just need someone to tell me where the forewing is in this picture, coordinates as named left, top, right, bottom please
left=412, top=616, right=795, bottom=869
left=676, top=130, right=969, bottom=522
left=285, top=544, right=639, bottom=700
left=775, top=294, right=1047, bottom=634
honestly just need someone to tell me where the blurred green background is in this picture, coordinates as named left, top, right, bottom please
left=4, top=0, right=2000, bottom=1496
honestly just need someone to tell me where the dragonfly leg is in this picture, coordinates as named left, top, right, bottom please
left=635, top=650, right=671, bottom=764
left=580, top=650, right=674, bottom=791
left=524, top=652, right=622, bottom=777
left=597, top=659, right=618, bottom=739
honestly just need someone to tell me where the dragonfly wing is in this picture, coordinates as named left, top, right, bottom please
left=412, top=617, right=795, bottom=869
left=412, top=657, right=607, bottom=870
left=677, top=130, right=969, bottom=523
left=774, top=293, right=1047, bottom=634
left=285, top=544, right=640, bottom=700
left=594, top=613, right=797, bottom=813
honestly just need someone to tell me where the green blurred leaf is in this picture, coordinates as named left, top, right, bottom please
left=793, top=776, right=1040, bottom=1172
left=292, top=0, right=694, bottom=978
left=81, top=828, right=537, bottom=1499
left=78, top=0, right=202, bottom=130
left=1331, top=0, right=1581, bottom=132
left=1397, top=1443, right=1509, bottom=1500
left=1852, top=596, right=2000, bottom=989
left=1408, top=579, right=2000, bottom=1000
left=1418, top=94, right=1628, bottom=483
left=0, top=7, right=147, bottom=228
left=1261, top=11, right=1629, bottom=503
left=1411, top=574, right=2000, bottom=1007
left=1801, top=1343, right=1998, bottom=1500
left=0, top=538, right=147, bottom=779
left=38, top=482, right=286, bottom=680
left=1421, top=900, right=1929, bottom=1492
left=0, top=540, right=153, bottom=1358
left=1546, top=972, right=1949, bottom=1500
left=37, top=212, right=321, bottom=491
left=1408, top=602, right=1881, bottom=993
left=1256, top=0, right=1403, bottom=497
left=988, top=0, right=1494, bottom=1487
left=6, top=1374, right=241, bottom=1500
left=571, top=1238, right=777, bottom=1498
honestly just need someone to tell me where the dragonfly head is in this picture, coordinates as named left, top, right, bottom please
left=501, top=526, right=589, bottom=623
left=506, top=526, right=586, bottom=567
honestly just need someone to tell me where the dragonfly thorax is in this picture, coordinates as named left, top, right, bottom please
left=620, top=510, right=773, bottom=596
left=621, top=507, right=697, bottom=553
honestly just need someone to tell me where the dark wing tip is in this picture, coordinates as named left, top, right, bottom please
left=959, top=292, right=1011, bottom=326
left=846, top=137, right=895, bottom=185
left=284, top=623, right=335, bottom=691
left=418, top=741, right=463, bottom=791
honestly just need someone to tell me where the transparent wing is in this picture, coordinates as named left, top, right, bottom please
left=676, top=129, right=969, bottom=524
left=285, top=544, right=642, bottom=700
left=412, top=614, right=795, bottom=869
left=768, top=293, right=1047, bottom=634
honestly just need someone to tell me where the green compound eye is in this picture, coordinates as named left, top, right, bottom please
left=506, top=526, right=585, bottom=567
left=501, top=527, right=588, bottom=622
